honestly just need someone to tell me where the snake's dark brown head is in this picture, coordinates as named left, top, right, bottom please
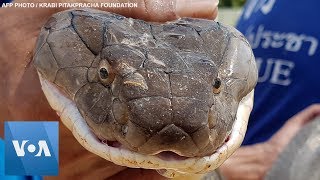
left=34, top=9, right=257, bottom=158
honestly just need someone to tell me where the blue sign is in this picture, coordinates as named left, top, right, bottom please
left=4, top=122, right=58, bottom=175
left=0, top=138, right=5, bottom=176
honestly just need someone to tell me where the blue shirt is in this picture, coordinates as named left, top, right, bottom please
left=237, top=0, right=320, bottom=145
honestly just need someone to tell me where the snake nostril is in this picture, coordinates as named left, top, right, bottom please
left=156, top=151, right=188, bottom=161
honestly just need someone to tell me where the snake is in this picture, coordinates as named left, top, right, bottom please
left=33, top=9, right=258, bottom=177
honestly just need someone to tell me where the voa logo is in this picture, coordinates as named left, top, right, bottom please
left=5, top=121, right=59, bottom=175
left=12, top=140, right=51, bottom=157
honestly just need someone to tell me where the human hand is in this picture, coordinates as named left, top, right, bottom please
left=268, top=104, right=320, bottom=152
left=5, top=0, right=219, bottom=22
left=219, top=104, right=320, bottom=180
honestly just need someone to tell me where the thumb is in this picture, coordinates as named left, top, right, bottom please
left=14, top=0, right=219, bottom=22
left=92, top=0, right=219, bottom=21
left=269, top=104, right=320, bottom=152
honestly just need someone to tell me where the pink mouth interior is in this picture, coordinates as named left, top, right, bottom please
left=105, top=140, right=122, bottom=148
left=156, top=151, right=189, bottom=161
left=96, top=133, right=231, bottom=161
left=225, top=135, right=230, bottom=142
left=100, top=138, right=188, bottom=160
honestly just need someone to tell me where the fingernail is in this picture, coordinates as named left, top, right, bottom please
left=176, top=0, right=219, bottom=19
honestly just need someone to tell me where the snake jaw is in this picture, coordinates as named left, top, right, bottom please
left=38, top=73, right=254, bottom=177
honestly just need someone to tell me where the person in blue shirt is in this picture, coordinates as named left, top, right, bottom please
left=220, top=0, right=320, bottom=179
left=238, top=0, right=320, bottom=145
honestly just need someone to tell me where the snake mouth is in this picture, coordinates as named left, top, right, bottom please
left=97, top=138, right=191, bottom=161
left=38, top=74, right=253, bottom=177
left=96, top=135, right=230, bottom=162
left=96, top=135, right=231, bottom=161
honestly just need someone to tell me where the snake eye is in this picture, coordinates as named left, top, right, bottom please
left=99, top=68, right=109, bottom=79
left=213, top=78, right=221, bottom=94
left=98, top=60, right=115, bottom=86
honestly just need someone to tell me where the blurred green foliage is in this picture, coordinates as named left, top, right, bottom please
left=219, top=0, right=246, bottom=7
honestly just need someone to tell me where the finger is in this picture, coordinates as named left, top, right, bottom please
left=269, top=104, right=320, bottom=151
left=175, top=0, right=219, bottom=20
left=89, top=0, right=219, bottom=21
left=14, top=0, right=218, bottom=22
left=290, top=104, right=320, bottom=125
